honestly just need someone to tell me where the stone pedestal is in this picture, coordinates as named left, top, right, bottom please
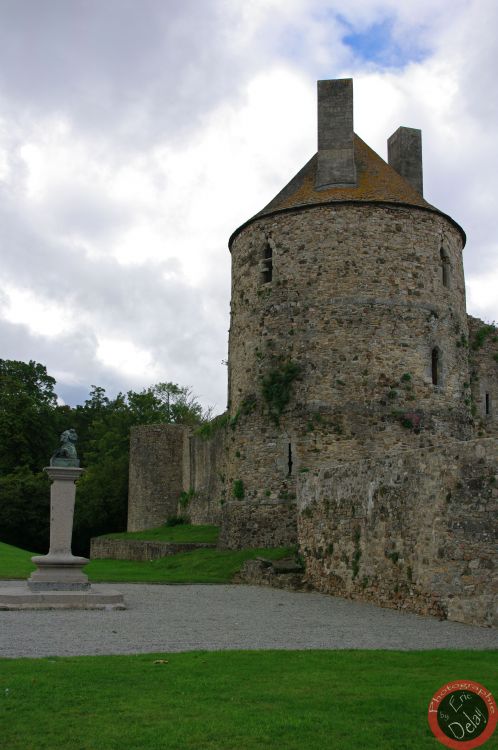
left=0, top=465, right=125, bottom=610
left=28, top=466, right=90, bottom=591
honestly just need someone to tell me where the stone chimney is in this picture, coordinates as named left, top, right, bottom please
left=316, top=78, right=356, bottom=189
left=387, top=126, right=423, bottom=196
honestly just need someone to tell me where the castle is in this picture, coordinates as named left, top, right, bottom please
left=127, top=79, right=497, bottom=627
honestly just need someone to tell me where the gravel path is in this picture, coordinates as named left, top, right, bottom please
left=0, top=582, right=496, bottom=658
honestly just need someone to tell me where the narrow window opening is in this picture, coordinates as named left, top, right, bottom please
left=440, top=248, right=450, bottom=288
left=261, top=242, right=273, bottom=283
left=287, top=443, right=293, bottom=475
left=431, top=347, right=440, bottom=385
left=485, top=393, right=491, bottom=415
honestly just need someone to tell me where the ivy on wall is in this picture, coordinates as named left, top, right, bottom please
left=261, top=360, right=300, bottom=425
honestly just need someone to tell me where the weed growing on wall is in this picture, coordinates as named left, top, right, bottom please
left=196, top=412, right=230, bottom=440
left=232, top=479, right=244, bottom=499
left=261, top=360, right=300, bottom=425
left=179, top=488, right=196, bottom=508
left=472, top=323, right=497, bottom=350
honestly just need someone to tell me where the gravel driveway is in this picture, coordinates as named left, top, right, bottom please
left=0, top=582, right=496, bottom=658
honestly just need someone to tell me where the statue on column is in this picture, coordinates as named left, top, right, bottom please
left=50, top=429, right=80, bottom=467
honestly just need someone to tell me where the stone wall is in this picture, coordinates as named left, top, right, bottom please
left=180, top=425, right=226, bottom=525
left=90, top=538, right=215, bottom=561
left=127, top=424, right=187, bottom=531
left=297, top=438, right=497, bottom=627
left=218, top=499, right=297, bottom=550
left=468, top=315, right=498, bottom=435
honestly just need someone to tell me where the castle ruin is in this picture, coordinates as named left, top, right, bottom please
left=128, top=79, right=497, bottom=627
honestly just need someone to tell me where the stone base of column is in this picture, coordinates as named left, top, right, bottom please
left=28, top=553, right=91, bottom=591
left=0, top=584, right=125, bottom=610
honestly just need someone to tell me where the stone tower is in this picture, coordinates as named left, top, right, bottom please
left=225, top=78, right=471, bottom=502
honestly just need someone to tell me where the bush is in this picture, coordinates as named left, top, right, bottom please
left=165, top=515, right=188, bottom=527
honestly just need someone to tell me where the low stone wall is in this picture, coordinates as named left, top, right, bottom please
left=237, top=557, right=307, bottom=591
left=90, top=538, right=216, bottom=561
left=298, top=437, right=498, bottom=627
left=218, top=500, right=298, bottom=550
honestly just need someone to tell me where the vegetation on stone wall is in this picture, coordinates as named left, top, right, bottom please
left=232, top=479, right=245, bottom=499
left=261, top=360, right=300, bottom=425
left=196, top=411, right=230, bottom=440
left=471, top=323, right=497, bottom=350
left=179, top=488, right=197, bottom=508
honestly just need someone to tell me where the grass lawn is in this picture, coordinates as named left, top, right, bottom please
left=1, top=650, right=496, bottom=750
left=0, top=541, right=35, bottom=579
left=0, top=541, right=293, bottom=583
left=99, top=523, right=219, bottom=543
left=87, top=546, right=292, bottom=583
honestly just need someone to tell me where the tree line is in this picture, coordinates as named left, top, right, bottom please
left=0, top=359, right=206, bottom=555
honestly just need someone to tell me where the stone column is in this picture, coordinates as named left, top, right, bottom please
left=28, top=466, right=90, bottom=591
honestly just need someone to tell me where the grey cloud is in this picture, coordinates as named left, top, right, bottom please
left=39, top=184, right=133, bottom=242
left=0, top=0, right=257, bottom=149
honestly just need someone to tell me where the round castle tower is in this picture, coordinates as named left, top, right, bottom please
left=226, top=79, right=471, bottom=501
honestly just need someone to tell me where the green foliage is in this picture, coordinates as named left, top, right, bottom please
left=261, top=360, right=300, bottom=425
left=400, top=373, right=412, bottom=382
left=0, top=468, right=51, bottom=553
left=0, top=359, right=61, bottom=474
left=352, top=548, right=361, bottom=578
left=179, top=488, right=196, bottom=508
left=165, top=516, right=188, bottom=527
left=472, top=323, right=496, bottom=350
left=196, top=411, right=230, bottom=440
left=232, top=479, right=244, bottom=499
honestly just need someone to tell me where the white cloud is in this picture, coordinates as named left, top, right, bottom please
left=1, top=284, right=75, bottom=337
left=96, top=338, right=161, bottom=381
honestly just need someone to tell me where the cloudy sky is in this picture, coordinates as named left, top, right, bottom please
left=0, top=0, right=496, bottom=414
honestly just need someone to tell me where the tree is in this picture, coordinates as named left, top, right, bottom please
left=0, top=468, right=51, bottom=552
left=0, top=360, right=60, bottom=474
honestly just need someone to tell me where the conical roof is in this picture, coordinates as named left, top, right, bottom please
left=229, top=134, right=465, bottom=246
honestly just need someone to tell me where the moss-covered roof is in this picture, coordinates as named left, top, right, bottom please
left=229, top=134, right=465, bottom=247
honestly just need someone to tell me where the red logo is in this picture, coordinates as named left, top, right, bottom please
left=428, top=680, right=497, bottom=748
